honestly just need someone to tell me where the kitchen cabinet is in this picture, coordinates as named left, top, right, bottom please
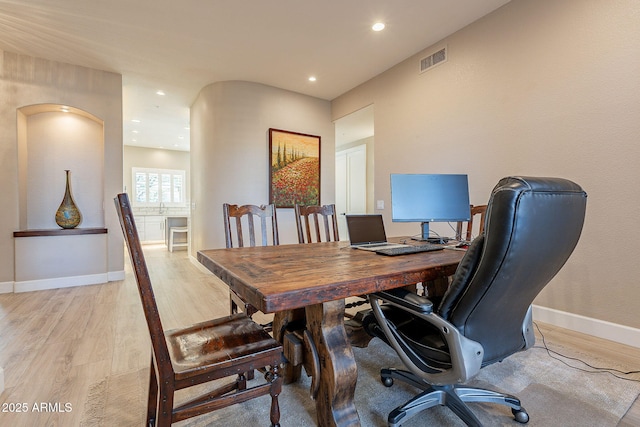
left=144, top=216, right=165, bottom=242
left=134, top=215, right=165, bottom=243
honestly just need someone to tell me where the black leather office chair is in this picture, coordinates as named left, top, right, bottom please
left=363, top=176, right=587, bottom=426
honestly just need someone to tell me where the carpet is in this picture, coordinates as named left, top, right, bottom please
left=86, top=338, right=640, bottom=426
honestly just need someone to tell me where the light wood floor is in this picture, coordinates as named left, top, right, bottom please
left=1, top=244, right=639, bottom=426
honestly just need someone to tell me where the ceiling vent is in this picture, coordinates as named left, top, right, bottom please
left=419, top=46, right=447, bottom=73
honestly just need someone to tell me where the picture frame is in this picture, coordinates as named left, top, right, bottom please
left=269, top=128, right=321, bottom=208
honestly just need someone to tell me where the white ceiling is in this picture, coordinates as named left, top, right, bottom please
left=0, top=0, right=510, bottom=151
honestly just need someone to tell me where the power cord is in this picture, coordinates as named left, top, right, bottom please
left=533, top=321, right=640, bottom=383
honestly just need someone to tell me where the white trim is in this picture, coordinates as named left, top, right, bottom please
left=0, top=366, right=4, bottom=394
left=1, top=273, right=122, bottom=294
left=108, top=270, right=126, bottom=282
left=0, top=281, right=13, bottom=294
left=14, top=273, right=109, bottom=293
left=532, top=304, right=640, bottom=349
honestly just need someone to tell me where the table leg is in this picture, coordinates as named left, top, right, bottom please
left=306, top=300, right=360, bottom=427
left=423, top=276, right=450, bottom=298
left=273, top=309, right=306, bottom=384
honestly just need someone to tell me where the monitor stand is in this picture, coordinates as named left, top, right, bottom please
left=411, top=222, right=446, bottom=244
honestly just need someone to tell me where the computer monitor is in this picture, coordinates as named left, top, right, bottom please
left=390, top=173, right=471, bottom=241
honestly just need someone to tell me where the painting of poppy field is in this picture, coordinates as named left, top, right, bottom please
left=269, top=128, right=321, bottom=208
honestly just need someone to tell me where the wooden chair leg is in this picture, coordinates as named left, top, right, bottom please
left=237, top=372, right=247, bottom=390
left=230, top=296, right=238, bottom=314
left=155, top=383, right=175, bottom=427
left=230, top=294, right=257, bottom=381
left=147, top=358, right=158, bottom=427
left=268, top=364, right=282, bottom=427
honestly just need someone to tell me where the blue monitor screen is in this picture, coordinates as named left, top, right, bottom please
left=391, top=174, right=471, bottom=239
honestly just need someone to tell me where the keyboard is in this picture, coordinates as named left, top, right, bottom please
left=374, top=243, right=444, bottom=256
left=354, top=242, right=409, bottom=251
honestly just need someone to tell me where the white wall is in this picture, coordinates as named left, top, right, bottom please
left=190, top=81, right=333, bottom=251
left=332, top=0, right=640, bottom=329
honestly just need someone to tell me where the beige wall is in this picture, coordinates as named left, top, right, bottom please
left=0, top=50, right=124, bottom=285
left=332, top=0, right=640, bottom=329
left=190, top=81, right=333, bottom=251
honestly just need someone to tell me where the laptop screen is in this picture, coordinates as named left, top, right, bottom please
left=346, top=214, right=388, bottom=245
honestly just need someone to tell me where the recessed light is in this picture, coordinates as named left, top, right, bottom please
left=372, top=22, right=385, bottom=32
left=308, top=76, right=317, bottom=82
left=156, top=90, right=165, bottom=96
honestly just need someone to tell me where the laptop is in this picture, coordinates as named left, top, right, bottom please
left=345, top=214, right=409, bottom=251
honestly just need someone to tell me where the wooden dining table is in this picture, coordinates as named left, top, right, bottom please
left=197, top=241, right=464, bottom=427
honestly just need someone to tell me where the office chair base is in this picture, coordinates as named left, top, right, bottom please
left=381, top=368, right=529, bottom=427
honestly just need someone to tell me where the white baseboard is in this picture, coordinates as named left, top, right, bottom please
left=0, top=281, right=13, bottom=294
left=108, top=270, right=125, bottom=282
left=2, top=272, right=123, bottom=294
left=14, top=273, right=109, bottom=293
left=532, top=305, right=640, bottom=349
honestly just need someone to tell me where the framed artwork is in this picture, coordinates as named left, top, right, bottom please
left=269, top=128, right=321, bottom=208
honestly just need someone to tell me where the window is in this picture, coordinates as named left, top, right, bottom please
left=132, top=167, right=186, bottom=206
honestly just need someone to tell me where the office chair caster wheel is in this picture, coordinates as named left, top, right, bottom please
left=382, top=376, right=394, bottom=387
left=512, top=407, right=529, bottom=423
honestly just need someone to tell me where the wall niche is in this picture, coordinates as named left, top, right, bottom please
left=14, top=103, right=108, bottom=292
left=17, top=103, right=105, bottom=229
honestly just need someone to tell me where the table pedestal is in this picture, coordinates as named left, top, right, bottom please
left=306, top=301, right=360, bottom=427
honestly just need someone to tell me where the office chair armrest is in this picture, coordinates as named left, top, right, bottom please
left=369, top=294, right=484, bottom=385
left=370, top=289, right=433, bottom=314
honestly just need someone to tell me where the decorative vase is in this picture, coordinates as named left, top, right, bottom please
left=55, top=170, right=82, bottom=229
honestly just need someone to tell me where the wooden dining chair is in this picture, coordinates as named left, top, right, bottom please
left=223, top=203, right=279, bottom=316
left=294, top=204, right=339, bottom=243
left=115, top=194, right=284, bottom=427
left=293, top=204, right=370, bottom=349
left=276, top=204, right=341, bottom=380
left=456, top=204, right=487, bottom=242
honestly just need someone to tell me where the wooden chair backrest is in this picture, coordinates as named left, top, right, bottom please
left=114, top=193, right=172, bottom=373
left=295, top=204, right=339, bottom=243
left=223, top=203, right=279, bottom=248
left=456, top=204, right=488, bottom=241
